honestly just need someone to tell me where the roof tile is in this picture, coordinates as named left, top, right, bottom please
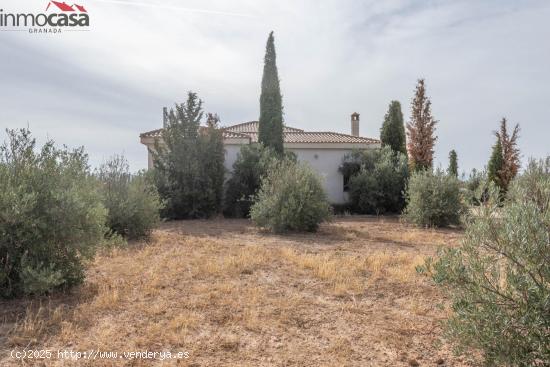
left=140, top=121, right=379, bottom=144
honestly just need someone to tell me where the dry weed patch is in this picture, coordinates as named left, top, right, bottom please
left=366, top=251, right=425, bottom=282
left=0, top=218, right=472, bottom=367
left=280, top=247, right=367, bottom=294
left=280, top=246, right=425, bottom=295
left=7, top=303, right=64, bottom=347
left=194, top=244, right=270, bottom=277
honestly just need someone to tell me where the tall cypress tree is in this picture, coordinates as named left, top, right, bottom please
left=406, top=79, right=438, bottom=172
left=258, top=31, right=284, bottom=154
left=448, top=149, right=458, bottom=177
left=380, top=100, right=407, bottom=155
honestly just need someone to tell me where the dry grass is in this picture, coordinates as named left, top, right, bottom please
left=0, top=217, right=473, bottom=366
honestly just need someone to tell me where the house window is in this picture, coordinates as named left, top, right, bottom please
left=343, top=173, right=351, bottom=192
left=340, top=161, right=360, bottom=193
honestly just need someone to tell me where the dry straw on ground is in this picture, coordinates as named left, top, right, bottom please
left=0, top=217, right=473, bottom=366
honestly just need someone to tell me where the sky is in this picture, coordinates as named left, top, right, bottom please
left=0, top=0, right=549, bottom=174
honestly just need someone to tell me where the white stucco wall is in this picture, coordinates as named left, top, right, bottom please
left=144, top=139, right=377, bottom=205
left=224, top=144, right=242, bottom=172
left=144, top=140, right=246, bottom=172
left=223, top=143, right=356, bottom=204
left=288, top=148, right=352, bottom=204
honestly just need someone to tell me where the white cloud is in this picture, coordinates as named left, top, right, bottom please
left=1, top=0, right=549, bottom=172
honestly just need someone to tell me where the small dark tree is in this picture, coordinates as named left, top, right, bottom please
left=152, top=92, right=225, bottom=219
left=406, top=79, right=438, bottom=172
left=448, top=149, right=458, bottom=177
left=380, top=101, right=407, bottom=155
left=258, top=31, right=284, bottom=155
left=487, top=138, right=505, bottom=191
left=201, top=113, right=226, bottom=211
left=223, top=144, right=276, bottom=218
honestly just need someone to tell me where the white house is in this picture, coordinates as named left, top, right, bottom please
left=139, top=112, right=380, bottom=204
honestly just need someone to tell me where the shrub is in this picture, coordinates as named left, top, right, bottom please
left=223, top=144, right=276, bottom=218
left=343, top=146, right=408, bottom=214
left=153, top=93, right=225, bottom=219
left=97, top=155, right=162, bottom=240
left=420, top=158, right=550, bottom=365
left=464, top=168, right=487, bottom=205
left=404, top=169, right=465, bottom=227
left=0, top=129, right=106, bottom=297
left=223, top=145, right=295, bottom=218
left=250, top=159, right=331, bottom=233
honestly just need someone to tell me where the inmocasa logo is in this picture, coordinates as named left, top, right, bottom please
left=0, top=1, right=90, bottom=34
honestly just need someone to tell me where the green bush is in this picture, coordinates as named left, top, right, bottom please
left=250, top=159, right=331, bottom=233
left=343, top=146, right=408, bottom=214
left=223, top=145, right=295, bottom=218
left=223, top=144, right=276, bottom=218
left=153, top=93, right=225, bottom=219
left=464, top=168, right=487, bottom=205
left=97, top=155, right=162, bottom=240
left=404, top=169, right=465, bottom=227
left=0, top=129, right=106, bottom=297
left=420, top=158, right=550, bottom=365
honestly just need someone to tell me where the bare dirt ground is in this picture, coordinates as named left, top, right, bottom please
left=0, top=217, right=477, bottom=366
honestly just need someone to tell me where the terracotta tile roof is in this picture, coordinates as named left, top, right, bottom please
left=225, top=121, right=304, bottom=133
left=140, top=128, right=163, bottom=138
left=139, top=127, right=250, bottom=140
left=140, top=121, right=379, bottom=144
left=245, top=132, right=379, bottom=144
left=221, top=130, right=251, bottom=139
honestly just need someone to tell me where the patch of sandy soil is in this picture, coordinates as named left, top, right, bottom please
left=0, top=217, right=477, bottom=366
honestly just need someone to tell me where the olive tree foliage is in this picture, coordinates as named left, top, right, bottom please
left=152, top=92, right=225, bottom=219
left=96, top=155, right=162, bottom=240
left=0, top=129, right=106, bottom=297
left=419, top=158, right=550, bottom=366
left=465, top=168, right=488, bottom=206
left=404, top=168, right=466, bottom=227
left=340, top=146, right=408, bottom=214
left=250, top=159, right=331, bottom=233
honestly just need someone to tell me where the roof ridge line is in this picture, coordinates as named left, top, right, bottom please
left=284, top=130, right=378, bottom=139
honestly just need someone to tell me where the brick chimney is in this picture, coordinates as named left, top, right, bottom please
left=351, top=112, right=360, bottom=136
